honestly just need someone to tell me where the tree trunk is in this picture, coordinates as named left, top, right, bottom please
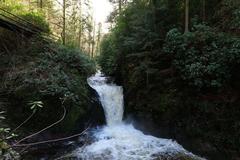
left=78, top=0, right=82, bottom=48
left=119, top=0, right=122, bottom=12
left=62, top=0, right=66, bottom=45
left=28, top=0, right=31, bottom=11
left=184, top=0, right=189, bottom=33
left=39, top=0, right=43, bottom=8
left=202, top=0, right=206, bottom=22
left=78, top=24, right=82, bottom=48
left=91, top=22, right=96, bottom=58
left=96, top=23, right=102, bottom=56
left=88, top=30, right=91, bottom=56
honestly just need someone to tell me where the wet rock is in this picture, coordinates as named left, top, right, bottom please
left=88, top=86, right=106, bottom=126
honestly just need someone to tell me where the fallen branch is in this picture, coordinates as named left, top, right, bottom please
left=10, top=111, right=35, bottom=134
left=13, top=105, right=66, bottom=145
left=19, top=146, right=30, bottom=155
left=12, top=124, right=91, bottom=147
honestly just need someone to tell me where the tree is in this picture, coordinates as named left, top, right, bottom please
left=78, top=0, right=83, bottom=48
left=108, top=0, right=128, bottom=22
left=86, top=15, right=93, bottom=56
left=95, top=22, right=102, bottom=56
left=202, top=0, right=206, bottom=22
left=62, top=0, right=66, bottom=45
left=184, top=0, right=189, bottom=33
left=109, top=0, right=124, bottom=12
left=91, top=21, right=96, bottom=57
left=119, top=0, right=122, bottom=12
left=38, top=0, right=43, bottom=9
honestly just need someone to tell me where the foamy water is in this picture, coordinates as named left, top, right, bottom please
left=73, top=72, right=204, bottom=160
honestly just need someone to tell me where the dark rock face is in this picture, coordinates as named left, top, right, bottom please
left=89, top=86, right=106, bottom=126
left=126, top=112, right=230, bottom=160
left=75, top=86, right=105, bottom=131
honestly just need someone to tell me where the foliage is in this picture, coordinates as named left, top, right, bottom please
left=0, top=2, right=95, bottom=134
left=0, top=2, right=50, bottom=33
left=0, top=112, right=16, bottom=143
left=0, top=111, right=7, bottom=136
left=28, top=101, right=44, bottom=112
left=163, top=25, right=240, bottom=90
left=214, top=0, right=240, bottom=33
left=0, top=35, right=96, bottom=132
left=21, top=13, right=50, bottom=33
left=0, top=110, right=19, bottom=159
left=98, top=34, right=117, bottom=75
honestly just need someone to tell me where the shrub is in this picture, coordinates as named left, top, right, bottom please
left=0, top=1, right=50, bottom=33
left=1, top=37, right=96, bottom=131
left=21, top=13, right=50, bottom=33
left=163, top=25, right=240, bottom=91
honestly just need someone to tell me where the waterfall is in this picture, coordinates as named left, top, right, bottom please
left=72, top=72, right=204, bottom=160
left=87, top=71, right=124, bottom=126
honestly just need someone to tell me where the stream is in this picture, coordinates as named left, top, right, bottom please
left=58, top=72, right=205, bottom=160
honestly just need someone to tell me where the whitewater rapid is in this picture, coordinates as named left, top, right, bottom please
left=72, top=72, right=204, bottom=160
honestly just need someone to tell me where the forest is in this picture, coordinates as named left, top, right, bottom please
left=99, top=0, right=240, bottom=159
left=0, top=0, right=240, bottom=160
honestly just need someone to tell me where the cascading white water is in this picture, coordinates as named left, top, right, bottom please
left=87, top=71, right=124, bottom=126
left=73, top=72, right=204, bottom=160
